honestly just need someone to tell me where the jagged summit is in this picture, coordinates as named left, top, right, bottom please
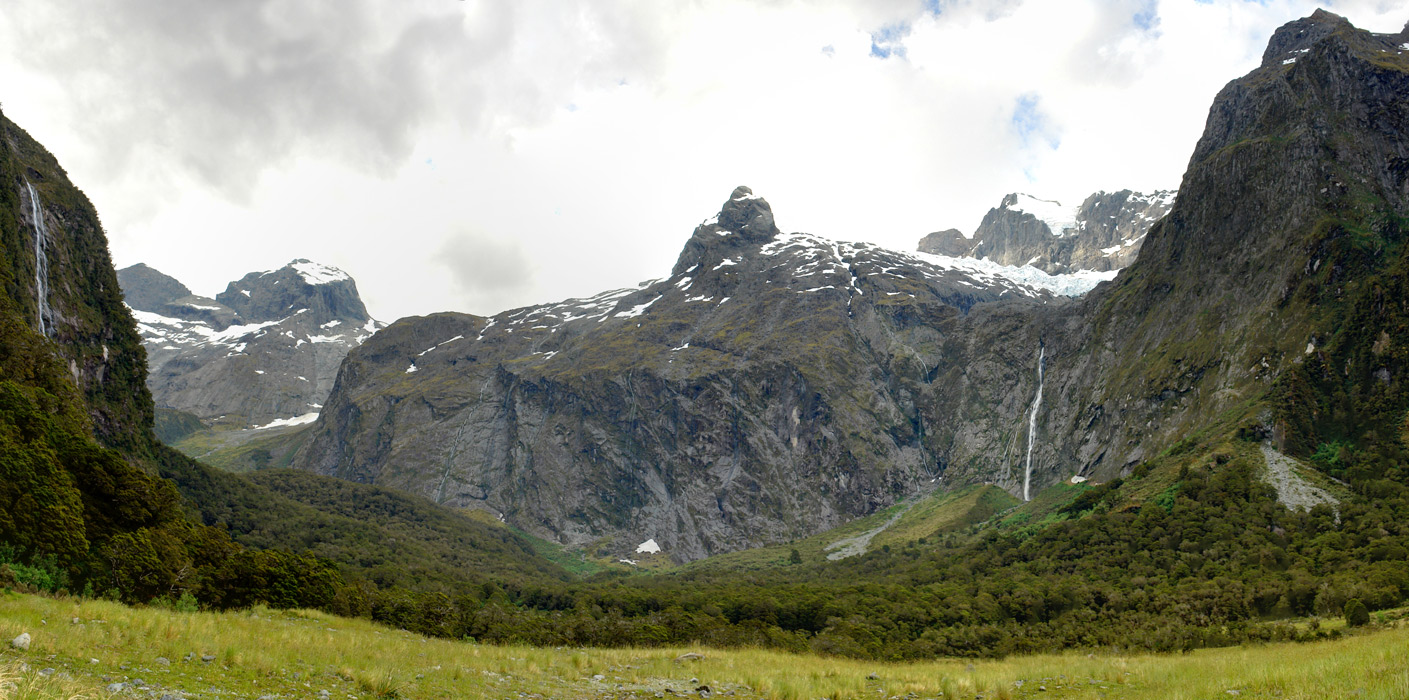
left=218, top=259, right=369, bottom=324
left=999, top=193, right=1076, bottom=237
left=286, top=259, right=353, bottom=285
left=1259, top=9, right=1351, bottom=67
left=920, top=189, right=1175, bottom=274
left=118, top=261, right=383, bottom=430
left=717, top=185, right=780, bottom=241
left=673, top=186, right=781, bottom=275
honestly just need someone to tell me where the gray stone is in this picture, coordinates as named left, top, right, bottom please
left=156, top=657, right=171, bottom=666
left=119, top=260, right=382, bottom=434
left=10, top=633, right=29, bottom=650
left=107, top=683, right=126, bottom=693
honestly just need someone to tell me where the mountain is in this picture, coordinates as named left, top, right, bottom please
left=285, top=184, right=1133, bottom=562
left=919, top=189, right=1176, bottom=274
left=1, top=106, right=574, bottom=611
left=282, top=11, right=1409, bottom=566
left=118, top=260, right=383, bottom=430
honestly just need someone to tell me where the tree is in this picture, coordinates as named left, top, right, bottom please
left=1343, top=598, right=1370, bottom=627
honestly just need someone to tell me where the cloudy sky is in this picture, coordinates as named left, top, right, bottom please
left=1, top=1, right=1404, bottom=322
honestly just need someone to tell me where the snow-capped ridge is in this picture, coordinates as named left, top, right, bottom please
left=287, top=259, right=352, bottom=286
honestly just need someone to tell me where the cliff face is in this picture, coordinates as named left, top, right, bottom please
left=1, top=113, right=155, bottom=456
left=292, top=12, right=1409, bottom=562
left=119, top=260, right=382, bottom=429
left=295, top=186, right=1094, bottom=561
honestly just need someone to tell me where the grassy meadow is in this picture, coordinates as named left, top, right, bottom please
left=1, top=592, right=1407, bottom=700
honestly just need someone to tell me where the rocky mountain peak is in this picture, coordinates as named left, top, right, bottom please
left=119, top=261, right=383, bottom=430
left=673, top=186, right=781, bottom=275
left=718, top=186, right=780, bottom=241
left=1259, top=9, right=1351, bottom=67
left=117, top=263, right=193, bottom=312
left=217, top=259, right=369, bottom=324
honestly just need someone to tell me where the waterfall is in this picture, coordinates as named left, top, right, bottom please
left=24, top=180, right=53, bottom=337
left=1022, top=342, right=1045, bottom=502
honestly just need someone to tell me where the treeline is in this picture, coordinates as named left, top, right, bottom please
left=292, top=445, right=1406, bottom=659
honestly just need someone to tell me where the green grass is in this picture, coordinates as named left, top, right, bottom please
left=169, top=422, right=310, bottom=472
left=2, top=592, right=1408, bottom=699
left=683, top=485, right=1020, bottom=573
left=457, top=509, right=611, bottom=577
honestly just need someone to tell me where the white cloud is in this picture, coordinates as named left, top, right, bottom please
left=0, top=0, right=1403, bottom=321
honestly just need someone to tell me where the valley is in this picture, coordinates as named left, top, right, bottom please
left=1, top=7, right=1408, bottom=698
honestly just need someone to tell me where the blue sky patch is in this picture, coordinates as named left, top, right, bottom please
left=869, top=22, right=910, bottom=59
left=1011, top=93, right=1060, bottom=150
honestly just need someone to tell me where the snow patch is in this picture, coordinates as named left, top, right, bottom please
left=418, top=335, right=465, bottom=356
left=910, top=250, right=1117, bottom=296
left=406, top=363, right=418, bottom=373
left=614, top=295, right=660, bottom=319
left=635, top=539, right=661, bottom=554
left=289, top=260, right=351, bottom=285
left=251, top=412, right=319, bottom=430
left=1006, top=194, right=1077, bottom=236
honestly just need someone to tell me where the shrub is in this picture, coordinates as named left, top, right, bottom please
left=1343, top=598, right=1370, bottom=627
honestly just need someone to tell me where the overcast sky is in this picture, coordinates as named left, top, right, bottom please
left=1, top=1, right=1404, bottom=322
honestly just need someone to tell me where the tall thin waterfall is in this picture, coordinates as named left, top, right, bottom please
left=1022, top=342, right=1045, bottom=502
left=23, top=180, right=53, bottom=337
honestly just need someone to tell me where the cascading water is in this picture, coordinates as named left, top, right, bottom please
left=23, top=180, right=53, bottom=337
left=1022, top=342, right=1045, bottom=502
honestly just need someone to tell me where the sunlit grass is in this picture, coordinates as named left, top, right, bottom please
left=0, top=591, right=1406, bottom=699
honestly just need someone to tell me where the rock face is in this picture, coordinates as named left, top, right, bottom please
left=294, top=189, right=1109, bottom=561
left=294, top=12, right=1409, bottom=562
left=118, top=260, right=383, bottom=429
left=920, top=190, right=1176, bottom=274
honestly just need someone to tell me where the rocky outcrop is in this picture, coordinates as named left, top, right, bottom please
left=920, top=190, right=1175, bottom=274
left=915, top=229, right=968, bottom=258
left=119, top=260, right=383, bottom=430
left=293, top=12, right=1409, bottom=563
